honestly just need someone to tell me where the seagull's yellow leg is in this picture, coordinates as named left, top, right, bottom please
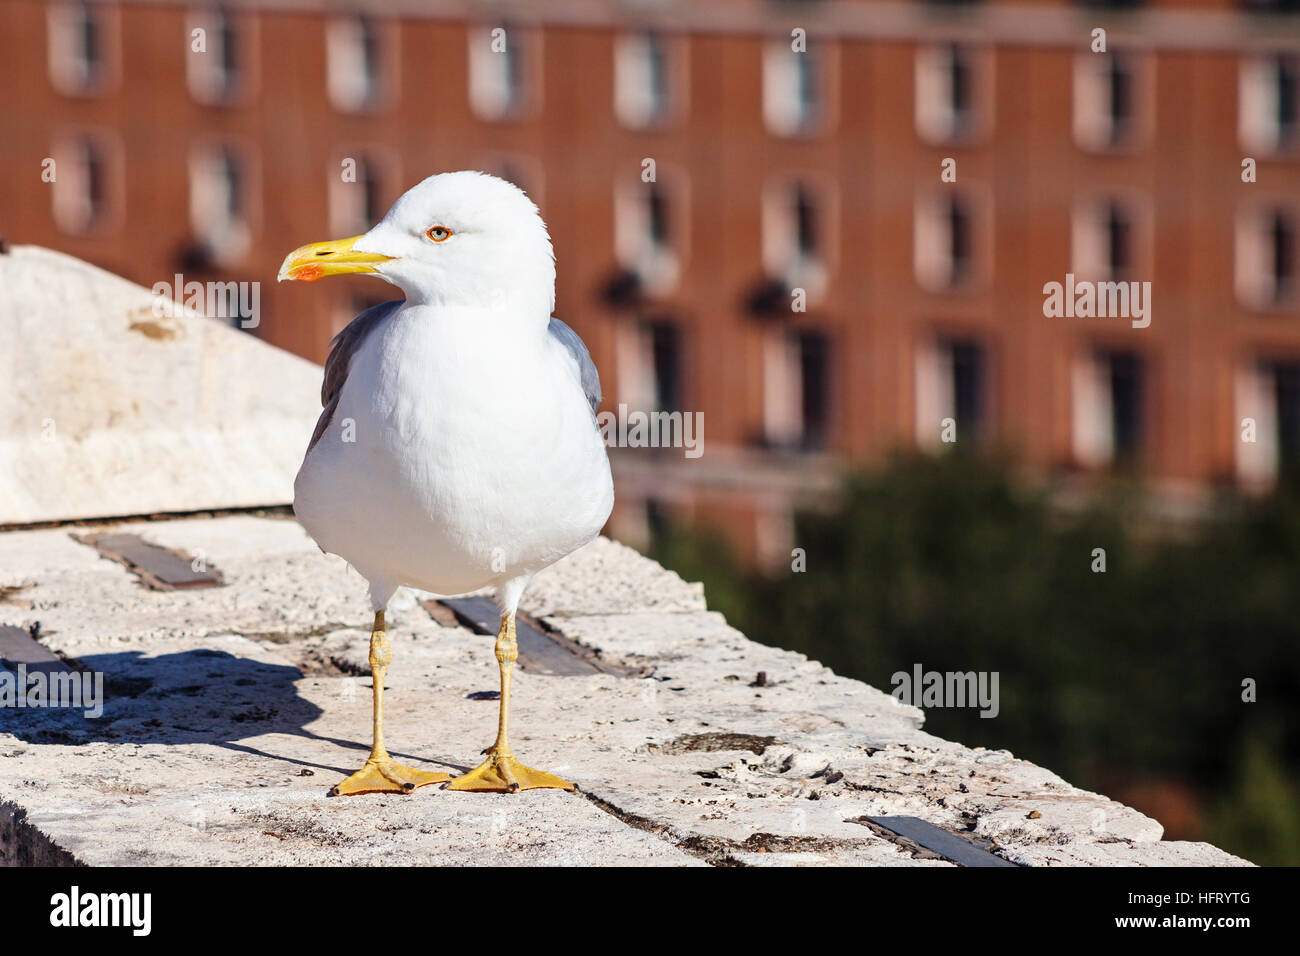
left=331, top=611, right=450, bottom=796
left=448, top=612, right=574, bottom=793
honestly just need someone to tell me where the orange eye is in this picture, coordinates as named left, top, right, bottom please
left=426, top=225, right=452, bottom=242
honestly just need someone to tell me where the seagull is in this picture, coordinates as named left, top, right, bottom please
left=278, top=171, right=614, bottom=796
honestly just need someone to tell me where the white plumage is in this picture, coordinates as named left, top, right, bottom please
left=291, top=171, right=612, bottom=618
left=279, top=171, right=613, bottom=795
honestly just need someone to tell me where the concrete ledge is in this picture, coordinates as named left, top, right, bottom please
left=0, top=516, right=1251, bottom=866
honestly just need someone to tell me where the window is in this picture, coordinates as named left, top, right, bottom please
left=51, top=133, right=116, bottom=234
left=618, top=318, right=681, bottom=413
left=1240, top=53, right=1298, bottom=154
left=190, top=143, right=253, bottom=263
left=916, top=43, right=981, bottom=143
left=1236, top=204, right=1297, bottom=308
left=469, top=23, right=533, bottom=120
left=795, top=187, right=818, bottom=259
left=915, top=191, right=979, bottom=291
left=187, top=7, right=244, bottom=103
left=1073, top=350, right=1144, bottom=467
left=330, top=153, right=389, bottom=237
left=47, top=0, right=112, bottom=94
left=615, top=31, right=677, bottom=128
left=916, top=338, right=988, bottom=448
left=1074, top=50, right=1146, bottom=151
left=1073, top=197, right=1142, bottom=281
left=764, top=37, right=828, bottom=136
left=327, top=15, right=386, bottom=113
left=763, top=180, right=831, bottom=300
left=615, top=179, right=682, bottom=295
left=647, top=320, right=681, bottom=412
left=1238, top=358, right=1300, bottom=486
left=764, top=329, right=830, bottom=450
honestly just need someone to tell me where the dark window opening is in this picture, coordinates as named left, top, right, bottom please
left=1106, top=201, right=1133, bottom=277
left=951, top=340, right=987, bottom=443
left=1107, top=352, right=1144, bottom=461
left=353, top=15, right=381, bottom=106
left=220, top=147, right=243, bottom=219
left=648, top=320, right=681, bottom=412
left=217, top=10, right=238, bottom=89
left=1270, top=209, right=1295, bottom=301
left=1107, top=55, right=1134, bottom=144
left=794, top=185, right=818, bottom=259
left=1278, top=55, right=1298, bottom=144
left=949, top=44, right=972, bottom=131
left=78, top=3, right=101, bottom=79
left=82, top=138, right=105, bottom=223
left=501, top=24, right=524, bottom=108
left=647, top=186, right=670, bottom=249
left=795, top=50, right=819, bottom=125
left=646, top=32, right=668, bottom=116
left=799, top=331, right=830, bottom=449
left=949, top=196, right=972, bottom=284
left=359, top=159, right=381, bottom=226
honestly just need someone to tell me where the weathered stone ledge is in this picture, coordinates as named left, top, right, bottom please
left=0, top=515, right=1251, bottom=866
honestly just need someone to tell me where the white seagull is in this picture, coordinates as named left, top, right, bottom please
left=278, top=171, right=614, bottom=796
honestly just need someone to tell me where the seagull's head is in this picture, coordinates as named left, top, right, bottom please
left=278, top=171, right=555, bottom=311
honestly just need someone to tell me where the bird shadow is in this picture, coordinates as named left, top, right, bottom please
left=0, top=649, right=464, bottom=782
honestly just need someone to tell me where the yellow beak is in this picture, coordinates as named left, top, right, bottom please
left=277, top=235, right=393, bottom=283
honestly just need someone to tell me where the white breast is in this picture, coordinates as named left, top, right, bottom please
left=293, top=304, right=613, bottom=598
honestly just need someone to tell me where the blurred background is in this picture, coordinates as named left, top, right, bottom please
left=1, top=0, right=1297, bottom=863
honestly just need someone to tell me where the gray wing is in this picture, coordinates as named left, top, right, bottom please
left=306, top=299, right=403, bottom=455
left=548, top=316, right=601, bottom=415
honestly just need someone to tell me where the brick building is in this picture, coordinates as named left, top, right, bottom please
left=3, top=0, right=1300, bottom=564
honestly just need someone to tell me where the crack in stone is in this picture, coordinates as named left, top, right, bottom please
left=577, top=786, right=894, bottom=867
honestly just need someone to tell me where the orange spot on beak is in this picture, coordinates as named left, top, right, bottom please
left=277, top=235, right=391, bottom=282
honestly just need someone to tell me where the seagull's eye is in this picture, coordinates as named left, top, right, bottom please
left=425, top=226, right=453, bottom=243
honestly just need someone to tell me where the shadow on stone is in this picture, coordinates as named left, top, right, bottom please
left=0, top=649, right=457, bottom=778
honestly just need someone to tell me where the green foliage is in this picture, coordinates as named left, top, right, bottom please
left=650, top=452, right=1300, bottom=865
left=1206, top=738, right=1300, bottom=868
